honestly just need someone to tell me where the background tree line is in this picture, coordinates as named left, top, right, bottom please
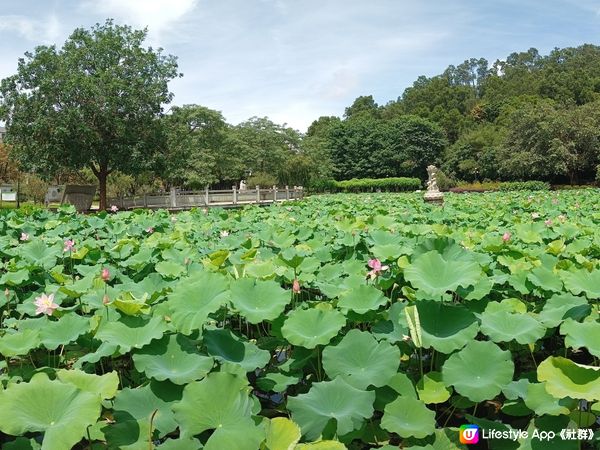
left=1, top=20, right=599, bottom=209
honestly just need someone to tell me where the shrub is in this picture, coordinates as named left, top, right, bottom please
left=22, top=174, right=49, bottom=204
left=334, top=177, right=421, bottom=193
left=435, top=170, right=457, bottom=191
left=596, top=165, right=600, bottom=185
left=247, top=172, right=278, bottom=188
left=307, top=178, right=337, bottom=193
left=497, top=181, right=550, bottom=191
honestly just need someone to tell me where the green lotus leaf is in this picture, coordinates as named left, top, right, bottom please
left=133, top=333, right=214, bottom=384
left=288, top=377, right=375, bottom=440
left=56, top=369, right=119, bottom=399
left=539, top=293, right=590, bottom=328
left=537, top=356, right=600, bottom=401
left=322, top=329, right=399, bottom=389
left=156, top=437, right=202, bottom=450
left=442, top=341, right=514, bottom=402
left=264, top=417, right=301, bottom=450
left=0, top=329, right=40, bottom=357
left=404, top=251, right=481, bottom=297
left=561, top=268, right=600, bottom=299
left=3, top=437, right=42, bottom=450
left=172, top=372, right=264, bottom=450
left=20, top=240, right=61, bottom=269
left=514, top=223, right=543, bottom=243
left=337, top=284, right=388, bottom=314
left=527, top=266, right=563, bottom=293
left=0, top=269, right=30, bottom=286
left=74, top=342, right=119, bottom=369
left=523, top=382, right=573, bottom=416
left=416, top=301, right=479, bottom=353
left=257, top=372, right=300, bottom=393
left=230, top=277, right=290, bottom=323
left=167, top=271, right=230, bottom=334
left=295, top=442, right=347, bottom=450
left=281, top=308, right=346, bottom=349
left=101, top=417, right=152, bottom=450
left=96, top=315, right=167, bottom=352
left=480, top=309, right=546, bottom=345
left=380, top=397, right=436, bottom=439
left=113, top=380, right=182, bottom=438
left=0, top=373, right=102, bottom=450
left=112, top=292, right=151, bottom=316
left=417, top=372, right=452, bottom=404
left=39, top=313, right=90, bottom=350
left=203, top=328, right=270, bottom=371
left=155, top=260, right=186, bottom=278
left=560, top=319, right=600, bottom=358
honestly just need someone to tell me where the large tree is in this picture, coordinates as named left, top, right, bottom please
left=162, top=105, right=235, bottom=188
left=0, top=20, right=180, bottom=209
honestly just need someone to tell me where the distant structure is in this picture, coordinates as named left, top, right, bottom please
left=423, top=165, right=444, bottom=205
left=0, top=126, right=6, bottom=143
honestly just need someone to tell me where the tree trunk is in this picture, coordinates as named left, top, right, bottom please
left=98, top=169, right=108, bottom=210
left=91, top=163, right=109, bottom=210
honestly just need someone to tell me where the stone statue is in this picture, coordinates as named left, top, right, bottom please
left=239, top=179, right=247, bottom=191
left=423, top=165, right=444, bottom=204
left=426, top=165, right=439, bottom=192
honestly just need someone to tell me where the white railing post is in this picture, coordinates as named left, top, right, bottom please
left=256, top=186, right=260, bottom=203
left=273, top=185, right=278, bottom=202
left=285, top=185, right=290, bottom=200
left=232, top=185, right=237, bottom=205
left=205, top=186, right=210, bottom=206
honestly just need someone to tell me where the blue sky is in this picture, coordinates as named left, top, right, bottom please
left=1, top=0, right=599, bottom=131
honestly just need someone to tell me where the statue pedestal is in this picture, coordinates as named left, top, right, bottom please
left=424, top=191, right=444, bottom=205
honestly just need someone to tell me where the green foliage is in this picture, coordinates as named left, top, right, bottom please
left=0, top=191, right=598, bottom=448
left=334, top=177, right=421, bottom=192
left=247, top=171, right=278, bottom=188
left=497, top=181, right=550, bottom=191
left=0, top=20, right=179, bottom=208
left=22, top=174, right=49, bottom=204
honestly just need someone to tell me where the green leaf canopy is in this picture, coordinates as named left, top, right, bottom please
left=172, top=372, right=264, bottom=450
left=0, top=373, right=102, bottom=450
left=281, top=308, right=346, bottom=349
left=287, top=377, right=375, bottom=440
left=442, top=341, right=514, bottom=402
left=322, top=329, right=400, bottom=389
left=404, top=251, right=481, bottom=297
left=133, top=333, right=214, bottom=384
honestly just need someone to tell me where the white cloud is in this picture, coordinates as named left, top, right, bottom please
left=0, top=14, right=62, bottom=43
left=82, top=0, right=199, bottom=38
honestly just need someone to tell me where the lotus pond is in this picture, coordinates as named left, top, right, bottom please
left=0, top=191, right=599, bottom=450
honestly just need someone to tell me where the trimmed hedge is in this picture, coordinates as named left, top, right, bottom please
left=308, top=177, right=421, bottom=193
left=497, top=181, right=550, bottom=191
left=335, top=177, right=421, bottom=193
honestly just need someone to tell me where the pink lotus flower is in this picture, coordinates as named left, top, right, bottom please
left=531, top=212, right=540, bottom=219
left=558, top=214, right=566, bottom=222
left=34, top=293, right=59, bottom=316
left=544, top=219, right=553, bottom=227
left=502, top=232, right=511, bottom=242
left=146, top=227, right=154, bottom=234
left=367, top=258, right=389, bottom=279
left=110, top=205, right=119, bottom=212
left=101, top=268, right=110, bottom=281
left=102, top=294, right=110, bottom=306
left=20, top=232, right=29, bottom=241
left=63, top=239, right=75, bottom=252
left=292, top=278, right=301, bottom=294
